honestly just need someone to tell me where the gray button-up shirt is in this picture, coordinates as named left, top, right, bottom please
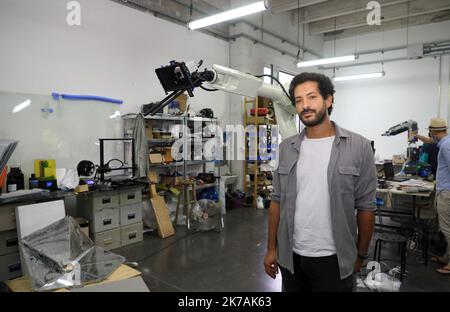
left=271, top=122, right=377, bottom=279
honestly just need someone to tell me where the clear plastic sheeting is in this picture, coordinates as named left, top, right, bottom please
left=189, top=199, right=223, bottom=232
left=20, top=216, right=125, bottom=292
left=361, top=261, right=401, bottom=292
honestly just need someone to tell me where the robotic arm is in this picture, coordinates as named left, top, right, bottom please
left=206, top=64, right=298, bottom=139
left=147, top=61, right=298, bottom=139
left=382, top=120, right=418, bottom=143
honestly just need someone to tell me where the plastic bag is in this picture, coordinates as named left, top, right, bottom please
left=60, top=169, right=79, bottom=190
left=363, top=261, right=401, bottom=292
left=189, top=199, right=223, bottom=232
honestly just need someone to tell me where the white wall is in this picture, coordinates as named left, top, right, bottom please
left=0, top=0, right=229, bottom=117
left=322, top=20, right=450, bottom=160
left=331, top=57, right=440, bottom=161
left=0, top=0, right=229, bottom=178
left=225, top=4, right=325, bottom=189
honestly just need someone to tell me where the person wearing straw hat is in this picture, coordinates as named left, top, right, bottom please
left=409, top=129, right=439, bottom=176
left=428, top=118, right=450, bottom=275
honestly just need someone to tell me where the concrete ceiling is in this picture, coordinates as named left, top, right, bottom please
left=270, top=0, right=450, bottom=40
left=113, top=0, right=450, bottom=41
left=111, top=0, right=232, bottom=39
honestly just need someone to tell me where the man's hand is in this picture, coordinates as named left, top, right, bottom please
left=264, top=250, right=279, bottom=279
left=354, top=257, right=363, bottom=273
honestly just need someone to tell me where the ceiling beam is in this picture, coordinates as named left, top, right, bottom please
left=300, top=0, right=409, bottom=24
left=270, top=0, right=329, bottom=14
left=310, top=0, right=450, bottom=35
left=323, top=10, right=450, bottom=40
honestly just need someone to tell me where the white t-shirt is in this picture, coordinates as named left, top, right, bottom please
left=293, top=135, right=337, bottom=257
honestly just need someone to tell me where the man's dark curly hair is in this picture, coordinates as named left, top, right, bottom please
left=289, top=72, right=336, bottom=115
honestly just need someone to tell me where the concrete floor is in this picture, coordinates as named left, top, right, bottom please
left=115, top=208, right=450, bottom=292
left=1, top=207, right=448, bottom=292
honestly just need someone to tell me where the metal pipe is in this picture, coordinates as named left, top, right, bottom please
left=438, top=56, right=442, bottom=117
left=425, top=47, right=450, bottom=54
left=243, top=22, right=323, bottom=58
left=230, top=33, right=300, bottom=59
left=311, top=6, right=450, bottom=35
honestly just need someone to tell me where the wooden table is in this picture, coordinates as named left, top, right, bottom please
left=376, top=180, right=435, bottom=219
left=5, top=264, right=141, bottom=292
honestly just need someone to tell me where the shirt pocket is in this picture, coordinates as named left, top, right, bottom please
left=278, top=164, right=293, bottom=191
left=338, top=166, right=360, bottom=194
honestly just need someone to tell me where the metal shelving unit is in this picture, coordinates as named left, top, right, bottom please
left=123, top=113, right=220, bottom=200
left=243, top=97, right=276, bottom=208
left=149, top=160, right=213, bottom=168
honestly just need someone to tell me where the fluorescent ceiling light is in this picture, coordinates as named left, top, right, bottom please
left=334, top=72, right=385, bottom=82
left=188, top=1, right=267, bottom=30
left=12, top=99, right=31, bottom=113
left=297, top=55, right=356, bottom=68
left=109, top=111, right=121, bottom=119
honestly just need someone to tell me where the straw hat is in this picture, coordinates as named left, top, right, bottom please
left=427, top=118, right=448, bottom=131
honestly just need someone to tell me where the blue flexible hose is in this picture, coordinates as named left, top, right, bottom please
left=52, top=92, right=123, bottom=105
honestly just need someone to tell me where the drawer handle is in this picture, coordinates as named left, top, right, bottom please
left=103, top=218, right=112, bottom=226
left=127, top=194, right=135, bottom=200
left=104, top=238, right=113, bottom=245
left=9, top=263, right=21, bottom=273
left=105, top=262, right=113, bottom=267
left=6, top=237, right=18, bottom=247
left=102, top=198, right=111, bottom=204
left=127, top=213, right=136, bottom=220
left=128, top=232, right=137, bottom=239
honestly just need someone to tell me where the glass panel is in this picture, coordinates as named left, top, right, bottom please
left=0, top=91, right=123, bottom=182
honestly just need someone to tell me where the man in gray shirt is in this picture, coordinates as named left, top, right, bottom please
left=263, top=72, right=377, bottom=292
left=427, top=118, right=450, bottom=275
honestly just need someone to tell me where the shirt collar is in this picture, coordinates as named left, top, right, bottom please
left=292, top=121, right=349, bottom=152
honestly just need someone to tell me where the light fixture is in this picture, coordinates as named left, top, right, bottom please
left=334, top=72, right=385, bottom=82
left=188, top=1, right=268, bottom=30
left=12, top=99, right=31, bottom=113
left=109, top=111, right=121, bottom=119
left=297, top=55, right=356, bottom=68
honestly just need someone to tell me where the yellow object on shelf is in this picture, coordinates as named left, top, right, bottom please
left=34, top=159, right=56, bottom=178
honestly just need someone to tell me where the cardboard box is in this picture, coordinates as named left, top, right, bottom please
left=145, top=120, right=153, bottom=139
left=162, top=175, right=181, bottom=186
left=149, top=153, right=164, bottom=164
left=74, top=184, right=89, bottom=193
left=164, top=147, right=174, bottom=163
left=175, top=93, right=188, bottom=113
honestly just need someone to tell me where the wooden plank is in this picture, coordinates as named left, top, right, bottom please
left=148, top=171, right=158, bottom=183
left=5, top=264, right=141, bottom=292
left=149, top=185, right=158, bottom=198
left=151, top=196, right=175, bottom=238
left=148, top=171, right=158, bottom=198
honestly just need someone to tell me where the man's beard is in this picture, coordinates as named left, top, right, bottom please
left=299, top=105, right=327, bottom=127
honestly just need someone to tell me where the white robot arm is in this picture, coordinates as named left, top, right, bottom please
left=206, top=64, right=298, bottom=139
left=150, top=61, right=298, bottom=139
